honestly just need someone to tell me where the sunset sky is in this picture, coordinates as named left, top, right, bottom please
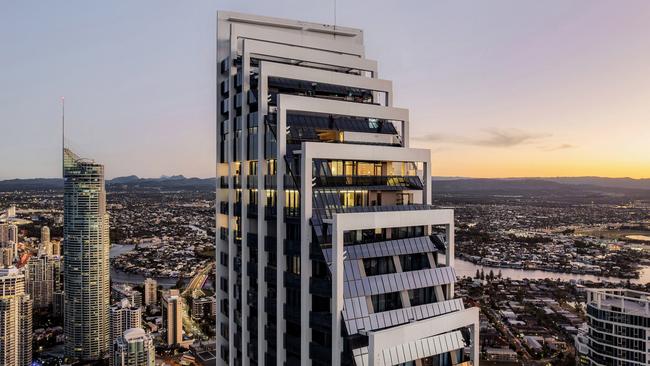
left=1, top=0, right=649, bottom=179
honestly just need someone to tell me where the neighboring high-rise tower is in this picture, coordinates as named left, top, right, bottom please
left=51, top=239, right=61, bottom=257
left=40, top=226, right=52, bottom=255
left=217, top=12, right=479, bottom=366
left=143, top=278, right=157, bottom=306
left=63, top=148, right=111, bottom=361
left=576, top=288, right=650, bottom=365
left=25, top=251, right=62, bottom=310
left=112, top=283, right=143, bottom=309
left=0, top=224, right=18, bottom=262
left=0, top=248, right=12, bottom=268
left=0, top=224, right=17, bottom=245
left=0, top=268, right=32, bottom=366
left=161, top=289, right=183, bottom=346
left=110, top=299, right=143, bottom=354
left=112, top=328, right=155, bottom=366
left=6, top=206, right=16, bottom=219
left=41, top=225, right=50, bottom=244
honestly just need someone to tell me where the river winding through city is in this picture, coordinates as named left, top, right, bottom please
left=454, top=258, right=650, bottom=285
left=111, top=244, right=650, bottom=287
left=110, top=244, right=178, bottom=287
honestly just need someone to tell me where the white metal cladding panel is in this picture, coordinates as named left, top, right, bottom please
left=323, top=236, right=438, bottom=262
left=343, top=260, right=364, bottom=281
left=342, top=266, right=457, bottom=298
left=343, top=298, right=465, bottom=334
left=375, top=330, right=465, bottom=366
left=353, top=347, right=369, bottom=366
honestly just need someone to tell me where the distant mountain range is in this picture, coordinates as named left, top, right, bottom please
left=0, top=175, right=215, bottom=191
left=0, top=175, right=647, bottom=195
left=430, top=176, right=650, bottom=201
left=432, top=176, right=650, bottom=191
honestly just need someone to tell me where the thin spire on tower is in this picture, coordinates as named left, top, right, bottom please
left=333, top=0, right=337, bottom=39
left=61, top=96, right=65, bottom=176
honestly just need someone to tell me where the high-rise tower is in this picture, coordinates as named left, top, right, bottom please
left=110, top=298, right=143, bottom=362
left=25, top=251, right=62, bottom=310
left=216, top=12, right=479, bottom=366
left=0, top=268, right=32, bottom=366
left=112, top=328, right=155, bottom=366
left=0, top=224, right=17, bottom=245
left=0, top=224, right=18, bottom=262
left=63, top=148, right=111, bottom=361
left=161, top=289, right=183, bottom=346
left=576, top=288, right=650, bottom=365
left=41, top=225, right=50, bottom=245
left=143, top=278, right=157, bottom=306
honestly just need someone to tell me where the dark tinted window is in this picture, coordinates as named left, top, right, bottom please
left=363, top=256, right=396, bottom=276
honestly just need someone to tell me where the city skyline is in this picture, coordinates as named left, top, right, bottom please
left=2, top=4, right=648, bottom=366
left=2, top=0, right=649, bottom=179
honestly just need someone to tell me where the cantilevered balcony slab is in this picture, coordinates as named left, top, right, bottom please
left=343, top=267, right=456, bottom=298
left=366, top=307, right=479, bottom=366
left=343, top=297, right=465, bottom=335
left=354, top=330, right=468, bottom=366
left=322, top=236, right=438, bottom=262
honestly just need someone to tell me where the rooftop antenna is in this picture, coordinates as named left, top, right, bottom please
left=61, top=96, right=65, bottom=177
left=333, top=0, right=337, bottom=40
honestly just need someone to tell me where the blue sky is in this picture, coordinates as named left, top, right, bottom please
left=1, top=1, right=649, bottom=179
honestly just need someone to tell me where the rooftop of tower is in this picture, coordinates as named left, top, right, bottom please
left=63, top=148, right=96, bottom=165
left=122, top=327, right=147, bottom=341
left=589, top=288, right=650, bottom=317
left=218, top=11, right=363, bottom=39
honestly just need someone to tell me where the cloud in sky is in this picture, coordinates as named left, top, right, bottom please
left=413, top=128, right=549, bottom=148
left=540, top=143, right=576, bottom=151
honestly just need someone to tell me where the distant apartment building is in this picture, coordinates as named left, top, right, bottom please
left=112, top=283, right=143, bottom=308
left=53, top=290, right=64, bottom=317
left=40, top=241, right=52, bottom=256
left=190, top=293, right=216, bottom=320
left=216, top=12, right=479, bottom=366
left=112, top=328, right=155, bottom=366
left=485, top=347, right=518, bottom=362
left=110, top=298, right=143, bottom=349
left=576, top=288, right=650, bottom=365
left=41, top=225, right=50, bottom=245
left=162, top=289, right=183, bottom=345
left=0, top=223, right=18, bottom=244
left=51, top=240, right=61, bottom=256
left=6, top=206, right=16, bottom=219
left=143, top=278, right=157, bottom=306
left=0, top=223, right=18, bottom=261
left=25, top=252, right=62, bottom=310
left=0, top=247, right=12, bottom=268
left=0, top=268, right=32, bottom=366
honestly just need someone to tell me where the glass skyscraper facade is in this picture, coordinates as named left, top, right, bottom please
left=63, top=148, right=111, bottom=361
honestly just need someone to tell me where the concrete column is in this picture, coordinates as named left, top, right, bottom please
left=227, top=38, right=236, bottom=366
left=276, top=99, right=287, bottom=365
left=241, top=49, right=251, bottom=366
left=471, top=321, right=480, bottom=364
left=399, top=291, right=411, bottom=308
left=368, top=331, right=376, bottom=366
left=256, top=63, right=269, bottom=366
left=300, top=144, right=313, bottom=365
left=423, top=159, right=431, bottom=206
left=332, top=217, right=344, bottom=366
left=446, top=223, right=455, bottom=297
